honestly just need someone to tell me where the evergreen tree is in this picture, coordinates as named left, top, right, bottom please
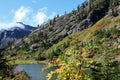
left=92, top=54, right=120, bottom=80
left=0, top=51, right=11, bottom=79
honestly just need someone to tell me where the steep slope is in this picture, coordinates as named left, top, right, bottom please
left=46, top=15, right=120, bottom=58
left=45, top=16, right=120, bottom=80
left=0, top=22, right=36, bottom=49
left=4, top=0, right=120, bottom=60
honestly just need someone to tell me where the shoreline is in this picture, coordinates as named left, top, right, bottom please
left=9, top=59, right=48, bottom=65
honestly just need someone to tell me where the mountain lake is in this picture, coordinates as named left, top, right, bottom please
left=15, top=64, right=56, bottom=80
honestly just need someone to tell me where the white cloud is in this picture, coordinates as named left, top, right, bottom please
left=0, top=23, right=7, bottom=29
left=0, top=6, right=57, bottom=30
left=33, top=7, right=48, bottom=24
left=34, top=12, right=47, bottom=25
left=33, top=7, right=57, bottom=25
left=0, top=6, right=31, bottom=30
left=7, top=22, right=25, bottom=29
left=0, top=22, right=25, bottom=30
left=14, top=6, right=30, bottom=22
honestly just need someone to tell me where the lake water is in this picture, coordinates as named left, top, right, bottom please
left=15, top=64, right=56, bottom=80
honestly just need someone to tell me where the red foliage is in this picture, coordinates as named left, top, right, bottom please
left=49, top=58, right=56, bottom=64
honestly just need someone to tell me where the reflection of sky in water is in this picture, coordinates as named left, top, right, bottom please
left=15, top=64, right=55, bottom=80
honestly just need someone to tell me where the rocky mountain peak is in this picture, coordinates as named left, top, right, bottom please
left=0, top=22, right=37, bottom=49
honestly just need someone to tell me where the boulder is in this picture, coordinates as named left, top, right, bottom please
left=30, top=43, right=40, bottom=50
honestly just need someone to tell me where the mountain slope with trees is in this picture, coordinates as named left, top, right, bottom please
left=44, top=11, right=120, bottom=80
left=4, top=0, right=120, bottom=60
left=1, top=0, right=120, bottom=80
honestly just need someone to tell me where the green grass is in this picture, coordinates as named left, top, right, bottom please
left=9, top=59, right=47, bottom=65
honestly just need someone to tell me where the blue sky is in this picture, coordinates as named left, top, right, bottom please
left=0, top=0, right=86, bottom=30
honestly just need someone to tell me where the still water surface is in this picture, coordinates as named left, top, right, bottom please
left=15, top=64, right=55, bottom=80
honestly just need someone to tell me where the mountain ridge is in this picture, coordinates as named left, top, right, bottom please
left=0, top=22, right=37, bottom=49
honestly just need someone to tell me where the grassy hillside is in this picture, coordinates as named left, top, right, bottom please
left=45, top=16, right=120, bottom=58
left=44, top=15, right=120, bottom=80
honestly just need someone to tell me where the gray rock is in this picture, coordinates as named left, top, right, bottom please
left=77, top=42, right=84, bottom=47
left=118, top=45, right=120, bottom=49
left=30, top=43, right=40, bottom=50
left=14, top=39, right=24, bottom=47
